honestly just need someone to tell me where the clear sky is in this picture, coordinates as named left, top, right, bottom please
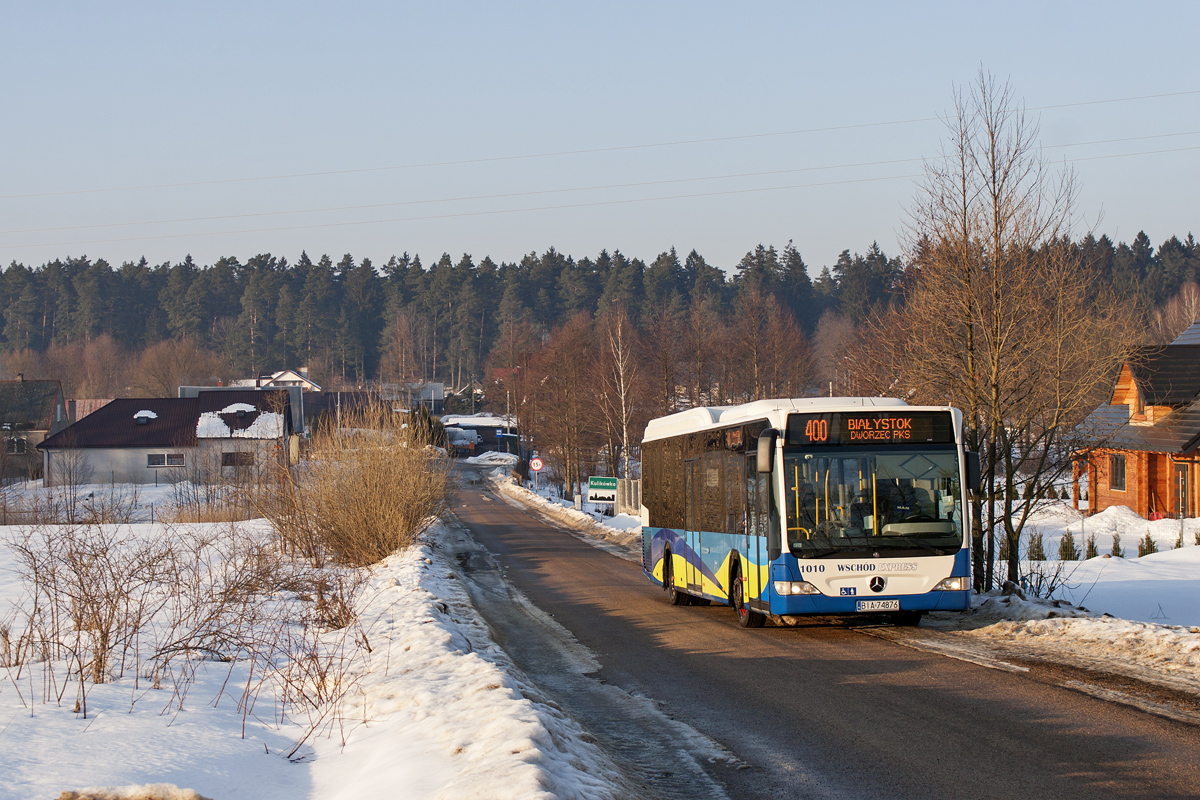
left=2, top=1, right=1197, bottom=275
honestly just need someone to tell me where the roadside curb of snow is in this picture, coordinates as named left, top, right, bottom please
left=488, top=476, right=641, bottom=562
left=918, top=593, right=1200, bottom=699
left=310, top=519, right=626, bottom=800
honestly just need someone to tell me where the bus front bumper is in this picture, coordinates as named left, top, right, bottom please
left=769, top=589, right=971, bottom=616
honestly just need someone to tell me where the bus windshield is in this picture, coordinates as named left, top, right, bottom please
left=783, top=448, right=963, bottom=557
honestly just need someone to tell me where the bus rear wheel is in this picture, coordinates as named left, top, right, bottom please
left=731, top=570, right=765, bottom=628
left=664, top=553, right=691, bottom=606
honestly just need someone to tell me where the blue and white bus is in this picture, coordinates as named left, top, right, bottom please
left=640, top=398, right=979, bottom=627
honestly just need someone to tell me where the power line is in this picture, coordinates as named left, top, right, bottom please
left=1, top=89, right=1196, bottom=202
left=6, top=142, right=1199, bottom=251
left=6, top=173, right=926, bottom=249
left=4, top=130, right=1198, bottom=237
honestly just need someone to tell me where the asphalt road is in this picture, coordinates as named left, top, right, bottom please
left=451, top=473, right=1200, bottom=799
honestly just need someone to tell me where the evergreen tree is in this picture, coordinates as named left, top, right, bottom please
left=294, top=254, right=338, bottom=380
left=683, top=249, right=724, bottom=304
left=42, top=259, right=76, bottom=345
left=779, top=240, right=817, bottom=332
left=339, top=255, right=384, bottom=382
left=1058, top=530, right=1080, bottom=561
left=233, top=256, right=282, bottom=375
left=1085, top=533, right=1098, bottom=559
left=1027, top=530, right=1046, bottom=561
left=3, top=267, right=41, bottom=350
left=162, top=256, right=201, bottom=339
left=596, top=250, right=641, bottom=313
left=71, top=258, right=114, bottom=342
left=1137, top=531, right=1158, bottom=557
left=641, top=247, right=685, bottom=319
left=1111, top=532, right=1124, bottom=558
left=734, top=244, right=781, bottom=296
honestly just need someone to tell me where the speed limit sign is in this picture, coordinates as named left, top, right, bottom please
left=529, top=457, right=544, bottom=472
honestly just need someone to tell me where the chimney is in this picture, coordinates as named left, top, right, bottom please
left=16, top=373, right=23, bottom=382
left=299, top=366, right=309, bottom=379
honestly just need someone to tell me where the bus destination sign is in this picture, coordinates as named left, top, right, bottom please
left=786, top=411, right=954, bottom=447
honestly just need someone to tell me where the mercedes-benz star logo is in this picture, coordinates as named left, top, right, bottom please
left=869, top=576, right=887, bottom=593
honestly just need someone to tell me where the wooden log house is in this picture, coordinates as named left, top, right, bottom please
left=1074, top=321, right=1200, bottom=519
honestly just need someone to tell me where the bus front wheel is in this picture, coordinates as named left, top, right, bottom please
left=731, top=569, right=765, bottom=628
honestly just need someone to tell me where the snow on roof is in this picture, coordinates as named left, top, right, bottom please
left=1170, top=320, right=1200, bottom=346
left=133, top=409, right=158, bottom=419
left=441, top=414, right=515, bottom=429
left=196, top=412, right=231, bottom=438
left=237, top=411, right=284, bottom=438
left=196, top=410, right=285, bottom=439
left=220, top=402, right=257, bottom=414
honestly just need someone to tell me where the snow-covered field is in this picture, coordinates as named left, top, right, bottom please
left=1003, top=502, right=1200, bottom=626
left=0, top=495, right=622, bottom=799
left=3, top=474, right=1199, bottom=799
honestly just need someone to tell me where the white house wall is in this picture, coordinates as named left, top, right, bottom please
left=44, top=441, right=280, bottom=487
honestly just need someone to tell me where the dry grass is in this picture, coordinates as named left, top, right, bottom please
left=0, top=482, right=143, bottom=525
left=267, top=398, right=452, bottom=567
left=57, top=784, right=213, bottom=800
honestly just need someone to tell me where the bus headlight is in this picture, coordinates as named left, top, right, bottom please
left=773, top=581, right=821, bottom=595
left=933, top=576, right=968, bottom=591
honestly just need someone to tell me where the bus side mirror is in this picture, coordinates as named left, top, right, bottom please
left=757, top=429, right=778, bottom=474
left=966, top=452, right=981, bottom=492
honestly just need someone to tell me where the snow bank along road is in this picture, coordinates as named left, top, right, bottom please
left=451, top=468, right=1200, bottom=800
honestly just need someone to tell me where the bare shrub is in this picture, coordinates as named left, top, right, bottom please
left=268, top=397, right=451, bottom=567
left=3, top=518, right=368, bottom=742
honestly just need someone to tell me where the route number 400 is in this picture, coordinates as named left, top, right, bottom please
left=805, top=419, right=828, bottom=442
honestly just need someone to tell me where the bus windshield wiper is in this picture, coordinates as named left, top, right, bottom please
left=795, top=546, right=875, bottom=559
left=881, top=542, right=947, bottom=556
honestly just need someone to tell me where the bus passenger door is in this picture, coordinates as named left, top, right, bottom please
left=746, top=453, right=766, bottom=609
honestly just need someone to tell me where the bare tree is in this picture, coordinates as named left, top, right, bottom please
left=381, top=306, right=420, bottom=385
left=597, top=306, right=643, bottom=478
left=812, top=311, right=857, bottom=396
left=682, top=291, right=720, bottom=407
left=131, top=338, right=230, bottom=397
left=1150, top=282, right=1200, bottom=344
left=888, top=70, right=1137, bottom=589
left=642, top=299, right=683, bottom=415
left=763, top=299, right=815, bottom=398
left=528, top=313, right=603, bottom=498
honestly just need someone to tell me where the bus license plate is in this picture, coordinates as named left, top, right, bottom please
left=856, top=600, right=900, bottom=612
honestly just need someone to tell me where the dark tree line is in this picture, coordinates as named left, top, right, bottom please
left=1, top=231, right=1196, bottom=399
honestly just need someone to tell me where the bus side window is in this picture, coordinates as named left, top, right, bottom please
left=727, top=451, right=745, bottom=535
left=746, top=454, right=757, bottom=537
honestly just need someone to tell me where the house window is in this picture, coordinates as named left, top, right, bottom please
left=1110, top=454, right=1126, bottom=492
left=6, top=437, right=26, bottom=454
left=166, top=453, right=185, bottom=467
left=148, top=453, right=185, bottom=468
left=222, top=452, right=254, bottom=467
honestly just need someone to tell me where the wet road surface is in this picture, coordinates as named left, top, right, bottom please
left=451, top=473, right=1200, bottom=799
